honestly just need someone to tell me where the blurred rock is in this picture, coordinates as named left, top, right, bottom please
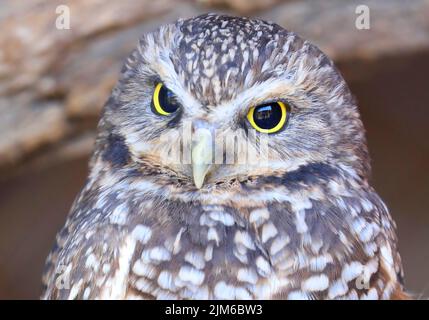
left=0, top=0, right=428, bottom=176
left=262, top=0, right=429, bottom=63
left=0, top=94, right=68, bottom=166
left=197, top=0, right=287, bottom=14
left=0, top=0, right=173, bottom=94
left=0, top=0, right=179, bottom=172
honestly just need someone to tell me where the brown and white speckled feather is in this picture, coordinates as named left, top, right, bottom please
left=42, top=13, right=408, bottom=300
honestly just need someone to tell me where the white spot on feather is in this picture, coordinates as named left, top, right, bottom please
left=184, top=251, right=205, bottom=270
left=132, top=260, right=156, bottom=279
left=142, top=247, right=171, bottom=263
left=301, top=274, right=329, bottom=292
left=380, top=245, right=394, bottom=266
left=173, top=227, right=185, bottom=254
left=270, top=235, right=290, bottom=256
left=309, top=254, right=333, bottom=271
left=261, top=222, right=278, bottom=243
left=102, top=263, right=111, bottom=274
left=85, top=253, right=99, bottom=270
left=341, top=261, right=363, bottom=282
left=209, top=211, right=235, bottom=226
left=237, top=268, right=259, bottom=285
left=178, top=266, right=205, bottom=286
left=249, top=208, right=269, bottom=226
left=158, top=271, right=176, bottom=291
left=68, top=279, right=83, bottom=300
left=234, top=230, right=255, bottom=250
left=100, top=236, right=136, bottom=299
left=131, top=225, right=152, bottom=244
left=214, top=281, right=251, bottom=300
left=134, top=278, right=154, bottom=294
left=328, top=280, right=348, bottom=299
left=256, top=256, right=271, bottom=277
left=109, top=203, right=128, bottom=225
left=295, top=209, right=308, bottom=233
left=207, top=227, right=220, bottom=246
left=288, top=290, right=310, bottom=300
left=83, top=287, right=91, bottom=300
left=205, top=244, right=214, bottom=261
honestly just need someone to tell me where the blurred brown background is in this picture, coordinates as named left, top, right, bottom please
left=0, top=0, right=428, bottom=299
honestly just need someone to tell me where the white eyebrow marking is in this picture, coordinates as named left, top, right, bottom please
left=208, top=78, right=297, bottom=123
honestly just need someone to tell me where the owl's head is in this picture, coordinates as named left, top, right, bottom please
left=96, top=14, right=369, bottom=191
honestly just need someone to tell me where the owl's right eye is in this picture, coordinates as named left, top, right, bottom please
left=151, top=83, right=180, bottom=116
left=247, top=101, right=289, bottom=134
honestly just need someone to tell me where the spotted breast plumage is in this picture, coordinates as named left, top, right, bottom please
left=42, top=13, right=408, bottom=300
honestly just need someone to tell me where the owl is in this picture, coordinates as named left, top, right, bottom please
left=42, top=13, right=408, bottom=300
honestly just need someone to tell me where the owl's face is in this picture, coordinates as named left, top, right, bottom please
left=99, top=14, right=368, bottom=191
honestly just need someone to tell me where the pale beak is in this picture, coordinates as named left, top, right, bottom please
left=191, top=127, right=213, bottom=189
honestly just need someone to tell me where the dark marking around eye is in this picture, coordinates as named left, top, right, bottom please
left=102, top=134, right=130, bottom=167
left=238, top=116, right=250, bottom=137
left=166, top=108, right=183, bottom=128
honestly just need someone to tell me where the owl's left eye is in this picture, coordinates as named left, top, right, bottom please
left=151, top=83, right=180, bottom=116
left=247, top=101, right=289, bottom=134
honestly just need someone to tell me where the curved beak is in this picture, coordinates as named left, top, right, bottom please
left=191, top=126, right=213, bottom=189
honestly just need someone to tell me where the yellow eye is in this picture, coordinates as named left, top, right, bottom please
left=151, top=83, right=180, bottom=116
left=247, top=101, right=288, bottom=133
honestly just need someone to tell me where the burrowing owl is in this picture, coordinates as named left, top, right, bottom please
left=42, top=13, right=408, bottom=300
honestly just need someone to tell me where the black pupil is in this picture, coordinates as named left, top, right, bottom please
left=253, top=103, right=283, bottom=129
left=158, top=85, right=179, bottom=113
